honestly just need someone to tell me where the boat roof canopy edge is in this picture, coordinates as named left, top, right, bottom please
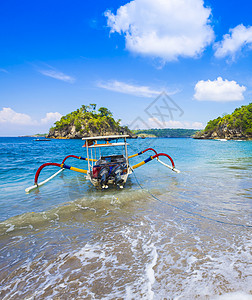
left=89, top=142, right=129, bottom=148
left=82, top=135, right=129, bottom=140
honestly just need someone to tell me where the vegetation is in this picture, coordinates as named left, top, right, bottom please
left=201, top=103, right=252, bottom=136
left=48, top=104, right=130, bottom=138
left=133, top=128, right=198, bottom=138
left=20, top=133, right=47, bottom=137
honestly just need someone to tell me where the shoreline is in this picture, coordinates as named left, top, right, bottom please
left=1, top=136, right=252, bottom=140
left=193, top=137, right=252, bottom=141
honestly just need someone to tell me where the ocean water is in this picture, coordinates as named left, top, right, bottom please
left=0, top=137, right=251, bottom=299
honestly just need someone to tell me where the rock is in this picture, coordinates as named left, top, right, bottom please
left=193, top=127, right=251, bottom=140
left=47, top=124, right=133, bottom=139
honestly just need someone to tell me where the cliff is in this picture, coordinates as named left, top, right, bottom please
left=194, top=103, right=252, bottom=140
left=47, top=104, right=132, bottom=139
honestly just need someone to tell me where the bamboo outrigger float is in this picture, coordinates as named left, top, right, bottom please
left=25, top=135, right=180, bottom=193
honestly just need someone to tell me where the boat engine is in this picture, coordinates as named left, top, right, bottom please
left=110, top=164, right=124, bottom=188
left=98, top=166, right=110, bottom=189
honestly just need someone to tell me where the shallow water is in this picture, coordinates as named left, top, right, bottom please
left=0, top=137, right=251, bottom=299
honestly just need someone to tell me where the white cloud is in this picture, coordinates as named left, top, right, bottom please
left=214, top=24, right=252, bottom=59
left=194, top=77, right=246, bottom=102
left=41, top=112, right=62, bottom=124
left=39, top=69, right=75, bottom=83
left=0, top=107, right=62, bottom=127
left=191, top=122, right=204, bottom=129
left=0, top=107, right=34, bottom=125
left=97, top=80, right=161, bottom=97
left=148, top=117, right=204, bottom=129
left=105, top=0, right=214, bottom=62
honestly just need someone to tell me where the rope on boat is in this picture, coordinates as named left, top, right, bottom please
left=132, top=171, right=252, bottom=229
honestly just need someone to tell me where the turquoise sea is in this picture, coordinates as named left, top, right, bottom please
left=0, top=137, right=251, bottom=299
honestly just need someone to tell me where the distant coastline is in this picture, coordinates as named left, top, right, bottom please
left=17, top=129, right=199, bottom=139
left=133, top=128, right=198, bottom=138
left=18, top=134, right=47, bottom=138
left=18, top=102, right=252, bottom=141
left=38, top=103, right=200, bottom=139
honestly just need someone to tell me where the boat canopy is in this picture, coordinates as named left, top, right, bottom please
left=88, top=142, right=128, bottom=148
left=82, top=135, right=129, bottom=140
left=25, top=134, right=179, bottom=193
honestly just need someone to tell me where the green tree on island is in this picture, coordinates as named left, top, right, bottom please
left=194, top=102, right=252, bottom=139
left=48, top=104, right=131, bottom=139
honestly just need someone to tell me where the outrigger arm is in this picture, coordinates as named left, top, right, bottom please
left=131, top=152, right=180, bottom=173
left=61, top=155, right=97, bottom=164
left=128, top=147, right=158, bottom=158
left=25, top=146, right=180, bottom=193
left=25, top=155, right=93, bottom=193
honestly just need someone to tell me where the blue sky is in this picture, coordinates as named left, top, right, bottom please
left=0, top=0, right=252, bottom=136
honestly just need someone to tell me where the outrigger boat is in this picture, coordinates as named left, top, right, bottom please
left=25, top=135, right=180, bottom=193
left=34, top=138, right=51, bottom=141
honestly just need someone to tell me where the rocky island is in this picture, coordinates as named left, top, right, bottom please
left=47, top=104, right=132, bottom=139
left=194, top=103, right=252, bottom=140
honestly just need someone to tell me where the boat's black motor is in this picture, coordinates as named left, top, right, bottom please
left=110, top=164, right=124, bottom=188
left=98, top=166, right=110, bottom=189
